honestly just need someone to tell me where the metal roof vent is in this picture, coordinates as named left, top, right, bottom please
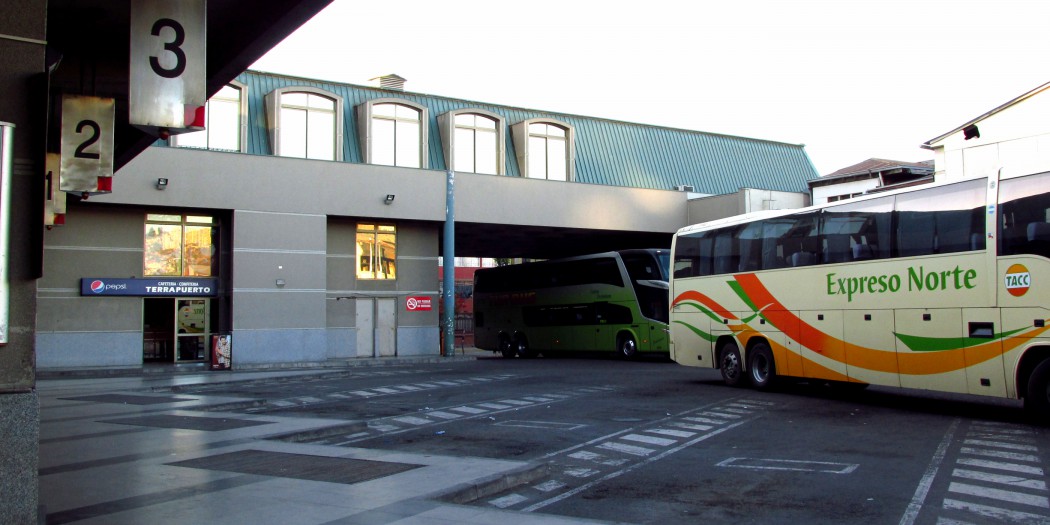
left=371, top=74, right=406, bottom=91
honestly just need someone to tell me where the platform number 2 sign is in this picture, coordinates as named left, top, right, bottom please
left=60, top=95, right=115, bottom=193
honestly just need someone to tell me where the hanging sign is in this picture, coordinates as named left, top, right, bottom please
left=44, top=153, right=66, bottom=226
left=129, top=0, right=206, bottom=136
left=60, top=95, right=115, bottom=194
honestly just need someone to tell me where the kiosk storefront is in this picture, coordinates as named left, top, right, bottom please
left=81, top=277, right=218, bottom=363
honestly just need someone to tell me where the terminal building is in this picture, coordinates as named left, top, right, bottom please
left=36, top=70, right=818, bottom=371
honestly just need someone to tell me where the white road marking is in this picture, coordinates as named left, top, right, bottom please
left=597, top=441, right=656, bottom=457
left=956, top=458, right=1044, bottom=476
left=963, top=439, right=1039, bottom=452
left=899, top=418, right=960, bottom=525
left=960, top=447, right=1040, bottom=463
left=948, top=481, right=1050, bottom=508
left=621, top=434, right=677, bottom=447
left=489, top=494, right=529, bottom=508
left=646, top=428, right=696, bottom=438
left=943, top=498, right=1050, bottom=522
left=951, top=468, right=1048, bottom=491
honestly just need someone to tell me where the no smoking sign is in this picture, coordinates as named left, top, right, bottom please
left=406, top=296, right=432, bottom=311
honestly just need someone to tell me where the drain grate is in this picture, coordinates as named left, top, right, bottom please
left=168, top=449, right=423, bottom=484
left=99, top=414, right=273, bottom=431
left=61, top=394, right=196, bottom=405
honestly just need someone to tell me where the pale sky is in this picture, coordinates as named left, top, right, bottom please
left=252, top=0, right=1050, bottom=175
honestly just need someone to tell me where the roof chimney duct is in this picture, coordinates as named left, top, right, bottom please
left=371, top=74, right=406, bottom=91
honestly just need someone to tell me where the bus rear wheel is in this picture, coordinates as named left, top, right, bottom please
left=618, top=334, right=638, bottom=359
left=748, top=342, right=776, bottom=390
left=1025, top=359, right=1050, bottom=422
left=515, top=335, right=538, bottom=358
left=719, top=342, right=744, bottom=387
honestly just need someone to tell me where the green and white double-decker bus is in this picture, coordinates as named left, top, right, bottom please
left=474, top=249, right=670, bottom=358
left=670, top=166, right=1050, bottom=420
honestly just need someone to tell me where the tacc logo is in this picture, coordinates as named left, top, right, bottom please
left=90, top=280, right=106, bottom=294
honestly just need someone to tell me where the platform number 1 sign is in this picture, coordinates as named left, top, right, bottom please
left=129, top=0, right=206, bottom=136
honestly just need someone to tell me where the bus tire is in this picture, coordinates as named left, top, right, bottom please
left=1024, top=358, right=1050, bottom=422
left=748, top=342, right=776, bottom=390
left=516, top=335, right=538, bottom=358
left=718, top=341, right=745, bottom=387
left=618, top=334, right=638, bottom=359
left=498, top=336, right=516, bottom=359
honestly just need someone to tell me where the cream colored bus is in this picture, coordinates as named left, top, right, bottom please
left=669, top=166, right=1050, bottom=420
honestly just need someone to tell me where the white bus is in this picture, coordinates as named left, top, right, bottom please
left=669, top=166, right=1050, bottom=420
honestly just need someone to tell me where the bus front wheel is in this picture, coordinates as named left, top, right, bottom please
left=719, top=342, right=744, bottom=387
left=498, top=336, right=516, bottom=359
left=748, top=342, right=776, bottom=390
left=618, top=334, right=638, bottom=359
left=516, top=335, right=538, bottom=358
left=1025, top=359, right=1050, bottom=422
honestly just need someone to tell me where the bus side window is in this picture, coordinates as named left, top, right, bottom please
left=897, top=211, right=936, bottom=257
left=713, top=230, right=738, bottom=275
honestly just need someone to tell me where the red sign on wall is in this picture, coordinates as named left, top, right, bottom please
left=405, top=296, right=432, bottom=311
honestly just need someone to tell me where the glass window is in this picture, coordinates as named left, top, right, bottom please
left=371, top=103, right=422, bottom=168
left=172, top=84, right=243, bottom=151
left=454, top=113, right=499, bottom=174
left=279, top=92, right=337, bottom=160
left=896, top=179, right=985, bottom=257
left=357, top=224, right=397, bottom=280
left=1000, top=171, right=1050, bottom=258
left=527, top=122, right=569, bottom=181
left=144, top=214, right=216, bottom=277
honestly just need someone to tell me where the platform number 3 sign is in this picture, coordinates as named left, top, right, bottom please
left=129, top=0, right=206, bottom=135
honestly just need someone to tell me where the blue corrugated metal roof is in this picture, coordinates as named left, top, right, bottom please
left=235, top=70, right=819, bottom=194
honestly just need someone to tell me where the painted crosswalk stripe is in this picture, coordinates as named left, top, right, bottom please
left=298, top=397, right=325, bottom=403
left=963, top=439, right=1038, bottom=452
left=499, top=399, right=533, bottom=406
left=943, top=498, right=1050, bottom=522
left=489, top=494, right=529, bottom=508
left=956, top=458, right=1044, bottom=476
left=426, top=411, right=462, bottom=420
left=373, top=388, right=399, bottom=394
left=393, top=416, right=432, bottom=426
left=450, top=406, right=487, bottom=414
left=569, top=451, right=603, bottom=461
left=369, top=423, right=400, bottom=432
left=647, top=428, right=696, bottom=438
left=523, top=397, right=555, bottom=402
left=598, top=441, right=656, bottom=457
left=621, top=434, right=677, bottom=447
left=565, top=468, right=600, bottom=478
left=704, top=410, right=743, bottom=419
left=348, top=391, right=377, bottom=397
left=672, top=422, right=714, bottom=432
left=951, top=468, right=1047, bottom=491
left=948, top=481, right=1050, bottom=508
left=534, top=480, right=567, bottom=492
left=684, top=416, right=729, bottom=426
left=960, top=447, right=1040, bottom=463
left=477, top=403, right=512, bottom=410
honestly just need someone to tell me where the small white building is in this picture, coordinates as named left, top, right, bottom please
left=924, top=81, right=1050, bottom=181
left=808, top=158, right=934, bottom=206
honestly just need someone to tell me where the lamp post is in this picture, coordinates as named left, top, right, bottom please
left=442, top=170, right=455, bottom=357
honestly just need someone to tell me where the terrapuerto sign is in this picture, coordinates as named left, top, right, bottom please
left=81, top=277, right=218, bottom=297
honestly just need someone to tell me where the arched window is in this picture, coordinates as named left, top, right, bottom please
left=439, top=109, right=504, bottom=175
left=171, top=82, right=246, bottom=152
left=511, top=119, right=575, bottom=181
left=357, top=99, right=428, bottom=168
left=265, top=87, right=343, bottom=161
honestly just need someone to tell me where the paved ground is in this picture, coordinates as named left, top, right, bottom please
left=38, top=351, right=621, bottom=525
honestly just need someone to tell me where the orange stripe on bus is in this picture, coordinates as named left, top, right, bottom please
left=672, top=290, right=737, bottom=320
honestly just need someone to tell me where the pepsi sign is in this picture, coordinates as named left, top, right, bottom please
left=81, top=277, right=217, bottom=297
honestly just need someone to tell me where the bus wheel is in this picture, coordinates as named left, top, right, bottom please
left=1025, top=359, right=1050, bottom=422
left=748, top=342, right=776, bottom=390
left=618, top=334, right=638, bottom=359
left=498, top=336, right=516, bottom=359
left=516, top=335, right=537, bottom=358
left=719, top=342, right=744, bottom=387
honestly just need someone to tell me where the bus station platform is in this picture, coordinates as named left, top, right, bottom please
left=37, top=353, right=617, bottom=525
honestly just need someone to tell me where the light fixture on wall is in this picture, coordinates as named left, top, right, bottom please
left=384, top=194, right=395, bottom=205
left=156, top=178, right=168, bottom=190
left=963, top=124, right=980, bottom=140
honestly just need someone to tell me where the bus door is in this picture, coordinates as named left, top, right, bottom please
left=844, top=310, right=899, bottom=387
left=896, top=309, right=967, bottom=393
left=961, top=308, right=1007, bottom=397
left=798, top=310, right=844, bottom=381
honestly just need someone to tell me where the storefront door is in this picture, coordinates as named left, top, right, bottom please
left=143, top=298, right=210, bottom=363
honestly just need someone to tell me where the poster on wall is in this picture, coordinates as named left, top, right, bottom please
left=211, top=334, right=231, bottom=370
